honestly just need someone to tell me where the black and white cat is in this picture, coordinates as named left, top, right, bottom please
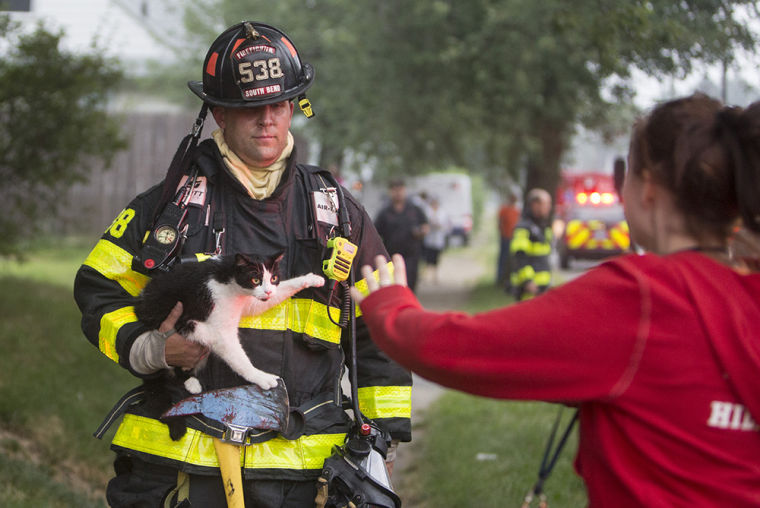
left=134, top=252, right=324, bottom=394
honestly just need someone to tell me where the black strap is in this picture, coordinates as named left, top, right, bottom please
left=93, top=385, right=146, bottom=439
left=524, top=407, right=579, bottom=504
left=95, top=385, right=339, bottom=442
left=152, top=104, right=209, bottom=221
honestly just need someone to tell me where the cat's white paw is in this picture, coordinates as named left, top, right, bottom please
left=184, top=377, right=202, bottom=394
left=304, top=273, right=325, bottom=288
left=251, top=372, right=281, bottom=391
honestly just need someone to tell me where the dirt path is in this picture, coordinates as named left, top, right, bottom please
left=392, top=239, right=490, bottom=505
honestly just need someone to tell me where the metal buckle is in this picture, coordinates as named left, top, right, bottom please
left=213, top=227, right=225, bottom=255
left=222, top=423, right=250, bottom=445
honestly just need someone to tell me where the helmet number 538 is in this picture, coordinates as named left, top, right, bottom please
left=239, top=59, right=284, bottom=83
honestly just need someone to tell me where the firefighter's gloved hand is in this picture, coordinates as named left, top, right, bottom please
left=350, top=253, right=407, bottom=305
left=131, top=302, right=208, bottom=374
left=160, top=302, right=208, bottom=370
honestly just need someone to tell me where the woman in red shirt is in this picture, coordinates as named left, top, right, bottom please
left=351, top=94, right=760, bottom=507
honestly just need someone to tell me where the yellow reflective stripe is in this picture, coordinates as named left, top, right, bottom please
left=511, top=227, right=551, bottom=255
left=239, top=298, right=342, bottom=345
left=358, top=386, right=412, bottom=419
left=113, top=414, right=346, bottom=470
left=511, top=265, right=536, bottom=286
left=610, top=223, right=630, bottom=249
left=565, top=220, right=582, bottom=236
left=243, top=433, right=346, bottom=470
left=99, top=306, right=138, bottom=362
left=83, top=239, right=150, bottom=297
left=527, top=239, right=552, bottom=256
left=352, top=261, right=395, bottom=318
left=510, top=228, right=531, bottom=253
left=353, top=262, right=395, bottom=297
left=534, top=271, right=552, bottom=286
left=568, top=225, right=590, bottom=248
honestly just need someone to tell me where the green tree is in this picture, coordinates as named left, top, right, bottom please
left=0, top=15, right=127, bottom=256
left=161, top=0, right=757, bottom=196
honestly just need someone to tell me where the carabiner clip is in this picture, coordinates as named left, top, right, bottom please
left=213, top=227, right=225, bottom=255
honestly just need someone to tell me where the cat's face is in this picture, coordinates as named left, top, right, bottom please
left=234, top=253, right=282, bottom=301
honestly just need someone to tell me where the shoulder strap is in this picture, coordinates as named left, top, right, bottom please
left=151, top=104, right=209, bottom=222
left=133, top=105, right=210, bottom=273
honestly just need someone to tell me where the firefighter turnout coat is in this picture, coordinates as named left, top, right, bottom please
left=509, top=215, right=553, bottom=300
left=74, top=139, right=412, bottom=480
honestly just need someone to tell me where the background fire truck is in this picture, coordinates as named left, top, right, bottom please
left=555, top=171, right=630, bottom=269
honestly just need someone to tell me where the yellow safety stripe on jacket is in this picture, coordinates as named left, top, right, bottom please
left=238, top=298, right=342, bottom=345
left=358, top=386, right=412, bottom=420
left=83, top=239, right=150, bottom=297
left=510, top=228, right=552, bottom=256
left=510, top=228, right=533, bottom=253
left=511, top=264, right=536, bottom=286
left=352, top=262, right=395, bottom=317
left=99, top=306, right=138, bottom=362
left=533, top=271, right=552, bottom=286
left=112, top=414, right=346, bottom=470
left=510, top=266, right=551, bottom=287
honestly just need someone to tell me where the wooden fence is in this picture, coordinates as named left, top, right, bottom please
left=59, top=111, right=213, bottom=236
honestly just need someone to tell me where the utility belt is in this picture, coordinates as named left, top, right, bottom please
left=94, top=385, right=348, bottom=446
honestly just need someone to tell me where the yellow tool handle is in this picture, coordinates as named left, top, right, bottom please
left=213, top=438, right=245, bottom=508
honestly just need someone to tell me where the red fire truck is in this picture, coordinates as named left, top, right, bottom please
left=555, top=171, right=630, bottom=269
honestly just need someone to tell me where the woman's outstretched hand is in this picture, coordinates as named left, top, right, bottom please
left=350, top=253, right=408, bottom=305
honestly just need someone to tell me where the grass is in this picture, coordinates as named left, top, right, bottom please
left=0, top=241, right=135, bottom=507
left=0, top=231, right=589, bottom=507
left=402, top=222, right=589, bottom=507
left=413, top=396, right=586, bottom=507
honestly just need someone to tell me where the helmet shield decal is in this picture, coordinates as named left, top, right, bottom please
left=189, top=21, right=315, bottom=111
left=231, top=41, right=286, bottom=101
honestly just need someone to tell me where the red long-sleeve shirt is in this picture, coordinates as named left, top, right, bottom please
left=360, top=252, right=760, bottom=507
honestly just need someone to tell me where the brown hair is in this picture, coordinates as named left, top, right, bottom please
left=629, top=93, right=760, bottom=240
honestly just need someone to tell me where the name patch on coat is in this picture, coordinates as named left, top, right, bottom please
left=312, top=189, right=339, bottom=227
left=177, top=175, right=208, bottom=207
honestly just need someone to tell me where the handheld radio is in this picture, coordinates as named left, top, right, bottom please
left=322, top=237, right=358, bottom=282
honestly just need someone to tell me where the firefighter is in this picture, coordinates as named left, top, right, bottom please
left=74, top=21, right=411, bottom=507
left=509, top=188, right=553, bottom=300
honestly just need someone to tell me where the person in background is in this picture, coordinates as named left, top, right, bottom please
left=422, top=195, right=451, bottom=284
left=374, top=178, right=429, bottom=291
left=496, top=191, right=520, bottom=289
left=73, top=21, right=411, bottom=508
left=510, top=188, right=553, bottom=300
left=351, top=93, right=760, bottom=507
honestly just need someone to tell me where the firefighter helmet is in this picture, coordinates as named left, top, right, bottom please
left=188, top=21, right=315, bottom=110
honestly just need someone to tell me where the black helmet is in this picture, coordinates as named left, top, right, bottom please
left=188, top=21, right=314, bottom=112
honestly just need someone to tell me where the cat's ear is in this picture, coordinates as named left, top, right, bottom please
left=272, top=252, right=285, bottom=266
left=235, top=253, right=252, bottom=266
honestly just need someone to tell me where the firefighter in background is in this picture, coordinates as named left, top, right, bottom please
left=510, top=188, right=553, bottom=300
left=73, top=21, right=411, bottom=507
